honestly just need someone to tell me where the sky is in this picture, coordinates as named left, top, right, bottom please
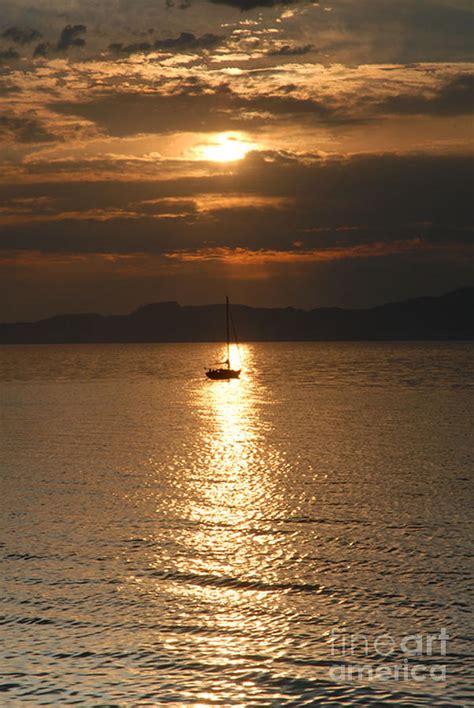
left=0, top=0, right=473, bottom=320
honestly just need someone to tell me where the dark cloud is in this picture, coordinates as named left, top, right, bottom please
left=32, top=24, right=87, bottom=58
left=376, top=74, right=474, bottom=117
left=268, top=44, right=315, bottom=57
left=49, top=70, right=473, bottom=141
left=277, top=84, right=298, bottom=93
left=51, top=87, right=354, bottom=137
left=168, top=0, right=302, bottom=8
left=0, top=48, right=20, bottom=62
left=0, top=81, right=20, bottom=96
left=109, top=32, right=223, bottom=55
left=52, top=91, right=233, bottom=136
left=108, top=41, right=153, bottom=54
left=0, top=114, right=58, bottom=143
left=0, top=2, right=471, bottom=319
left=209, top=0, right=300, bottom=9
left=57, top=24, right=87, bottom=51
left=155, top=31, right=222, bottom=50
left=0, top=152, right=471, bottom=253
left=309, top=0, right=474, bottom=63
left=33, top=42, right=49, bottom=58
left=1, top=151, right=471, bottom=316
left=1, top=27, right=41, bottom=45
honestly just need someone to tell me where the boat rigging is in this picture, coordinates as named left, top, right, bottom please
left=206, top=296, right=241, bottom=380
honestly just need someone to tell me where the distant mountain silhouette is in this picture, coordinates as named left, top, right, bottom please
left=1, top=288, right=472, bottom=344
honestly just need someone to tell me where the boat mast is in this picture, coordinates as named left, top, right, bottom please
left=226, top=296, right=230, bottom=368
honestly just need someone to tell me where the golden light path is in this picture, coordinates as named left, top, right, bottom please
left=124, top=345, right=313, bottom=704
left=198, top=132, right=256, bottom=162
left=174, top=346, right=294, bottom=704
left=160, top=345, right=295, bottom=703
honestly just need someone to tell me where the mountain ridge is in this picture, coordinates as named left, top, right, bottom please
left=1, top=287, right=473, bottom=344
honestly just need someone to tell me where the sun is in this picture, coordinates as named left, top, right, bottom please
left=199, top=133, right=255, bottom=162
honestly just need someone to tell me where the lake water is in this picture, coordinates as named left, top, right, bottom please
left=1, top=342, right=473, bottom=706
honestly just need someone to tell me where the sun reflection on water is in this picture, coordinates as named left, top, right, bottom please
left=158, top=345, right=295, bottom=696
left=128, top=345, right=303, bottom=704
left=195, top=344, right=267, bottom=525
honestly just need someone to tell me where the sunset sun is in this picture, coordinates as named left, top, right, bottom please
left=199, top=133, right=255, bottom=162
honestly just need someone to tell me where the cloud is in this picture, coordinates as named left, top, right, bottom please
left=154, top=31, right=223, bottom=50
left=0, top=114, right=58, bottom=143
left=43, top=63, right=473, bottom=145
left=1, top=27, right=41, bottom=45
left=57, top=24, right=87, bottom=51
left=208, top=0, right=301, bottom=9
left=166, top=0, right=302, bottom=7
left=0, top=48, right=20, bottom=62
left=0, top=1, right=471, bottom=318
left=376, top=73, right=474, bottom=117
left=33, top=42, right=50, bottom=58
left=108, top=41, right=153, bottom=54
left=162, top=239, right=463, bottom=265
left=50, top=85, right=355, bottom=137
left=313, top=0, right=474, bottom=63
left=0, top=81, right=20, bottom=96
left=0, top=152, right=471, bottom=256
left=1, top=149, right=472, bottom=316
left=31, top=24, right=87, bottom=58
left=109, top=31, right=223, bottom=55
left=0, top=0, right=472, bottom=65
left=268, top=43, right=314, bottom=56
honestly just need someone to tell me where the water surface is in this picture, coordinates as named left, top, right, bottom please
left=1, top=342, right=473, bottom=706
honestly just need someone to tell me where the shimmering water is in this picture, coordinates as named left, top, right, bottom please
left=1, top=342, right=473, bottom=707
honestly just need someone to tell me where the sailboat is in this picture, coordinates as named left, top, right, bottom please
left=206, top=296, right=241, bottom=380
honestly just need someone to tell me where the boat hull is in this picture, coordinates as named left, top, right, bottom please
left=206, top=368, right=241, bottom=380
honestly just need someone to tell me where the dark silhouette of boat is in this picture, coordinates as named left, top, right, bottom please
left=206, top=296, right=241, bottom=380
